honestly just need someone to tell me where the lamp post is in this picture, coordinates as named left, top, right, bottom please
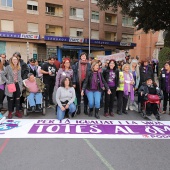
left=88, top=0, right=91, bottom=56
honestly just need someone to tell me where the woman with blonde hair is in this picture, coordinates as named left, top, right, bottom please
left=117, top=64, right=135, bottom=115
left=2, top=55, right=23, bottom=118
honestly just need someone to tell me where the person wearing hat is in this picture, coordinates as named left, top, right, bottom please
left=138, top=76, right=163, bottom=120
left=81, top=60, right=111, bottom=119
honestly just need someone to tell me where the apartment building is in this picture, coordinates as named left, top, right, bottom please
left=130, top=29, right=165, bottom=61
left=0, top=0, right=136, bottom=62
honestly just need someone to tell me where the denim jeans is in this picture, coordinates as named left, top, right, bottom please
left=27, top=92, right=42, bottom=107
left=86, top=91, right=101, bottom=109
left=57, top=103, right=76, bottom=120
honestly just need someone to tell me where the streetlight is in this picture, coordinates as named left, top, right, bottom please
left=89, top=0, right=91, bottom=56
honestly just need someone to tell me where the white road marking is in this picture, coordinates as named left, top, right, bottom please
left=84, top=139, right=115, bottom=170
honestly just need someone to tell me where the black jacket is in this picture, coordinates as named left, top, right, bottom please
left=139, top=65, right=154, bottom=85
left=72, top=61, right=91, bottom=85
left=82, top=71, right=109, bottom=92
left=20, top=59, right=29, bottom=79
left=102, top=68, right=119, bottom=89
left=159, top=69, right=166, bottom=91
left=138, top=83, right=163, bottom=101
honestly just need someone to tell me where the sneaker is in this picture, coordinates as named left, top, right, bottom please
left=109, top=112, right=114, bottom=117
left=104, top=113, right=109, bottom=117
left=129, top=106, right=134, bottom=111
left=49, top=101, right=55, bottom=105
left=122, top=111, right=128, bottom=114
left=161, top=111, right=166, bottom=114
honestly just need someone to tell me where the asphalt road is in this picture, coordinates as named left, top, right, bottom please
left=0, top=91, right=170, bottom=170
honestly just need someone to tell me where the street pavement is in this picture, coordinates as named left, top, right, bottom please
left=0, top=92, right=170, bottom=170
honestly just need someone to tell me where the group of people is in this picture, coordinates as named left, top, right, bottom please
left=0, top=52, right=169, bottom=121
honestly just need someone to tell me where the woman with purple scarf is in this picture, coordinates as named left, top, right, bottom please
left=117, top=64, right=135, bottom=115
left=159, top=61, right=170, bottom=114
left=81, top=60, right=111, bottom=119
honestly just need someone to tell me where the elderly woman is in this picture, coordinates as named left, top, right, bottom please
left=117, top=64, right=135, bottom=115
left=56, top=77, right=76, bottom=120
left=81, top=60, right=111, bottom=119
left=55, top=58, right=73, bottom=90
left=1, top=55, right=23, bottom=119
left=126, top=59, right=140, bottom=111
left=23, top=73, right=45, bottom=112
left=159, top=61, right=170, bottom=114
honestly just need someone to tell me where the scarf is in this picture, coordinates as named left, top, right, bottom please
left=29, top=64, right=36, bottom=71
left=78, top=60, right=88, bottom=90
left=123, top=72, right=134, bottom=101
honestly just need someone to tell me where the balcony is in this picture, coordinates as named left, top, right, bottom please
left=46, top=3, right=63, bottom=17
left=46, top=25, right=63, bottom=36
left=105, top=13, right=117, bottom=25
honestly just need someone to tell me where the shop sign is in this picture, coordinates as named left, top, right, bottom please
left=69, top=37, right=84, bottom=43
left=0, top=32, right=40, bottom=40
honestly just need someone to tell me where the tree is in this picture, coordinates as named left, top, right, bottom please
left=158, top=47, right=170, bottom=71
left=97, top=0, right=170, bottom=33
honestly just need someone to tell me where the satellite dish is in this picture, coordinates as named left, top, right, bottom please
left=163, top=31, right=168, bottom=39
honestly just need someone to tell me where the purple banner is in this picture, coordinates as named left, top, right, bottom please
left=28, top=123, right=170, bottom=135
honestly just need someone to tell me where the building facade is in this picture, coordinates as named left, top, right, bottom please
left=0, top=0, right=135, bottom=62
left=129, top=29, right=165, bottom=61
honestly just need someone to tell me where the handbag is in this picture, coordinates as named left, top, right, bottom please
left=61, top=100, right=69, bottom=107
left=147, top=94, right=160, bottom=102
left=7, top=83, right=16, bottom=93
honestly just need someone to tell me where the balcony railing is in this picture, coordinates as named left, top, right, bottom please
left=45, top=11, right=63, bottom=17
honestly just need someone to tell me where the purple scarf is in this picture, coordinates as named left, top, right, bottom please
left=29, top=64, right=36, bottom=71
left=165, top=71, right=170, bottom=93
left=123, top=72, right=134, bottom=101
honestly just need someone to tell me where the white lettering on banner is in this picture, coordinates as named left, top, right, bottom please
left=20, top=34, right=40, bottom=39
left=120, top=42, right=131, bottom=46
left=1, top=119, right=170, bottom=139
left=69, top=37, right=84, bottom=43
left=97, top=52, right=126, bottom=63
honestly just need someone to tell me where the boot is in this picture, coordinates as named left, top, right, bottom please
left=76, top=105, right=81, bottom=115
left=36, top=104, right=42, bottom=111
left=89, top=108, right=93, bottom=117
left=8, top=111, right=13, bottom=119
left=95, top=108, right=100, bottom=119
left=84, top=105, right=88, bottom=115
left=15, top=110, right=22, bottom=118
left=138, top=103, right=142, bottom=113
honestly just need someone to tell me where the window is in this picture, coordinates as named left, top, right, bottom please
left=27, top=0, right=38, bottom=14
left=91, top=11, right=99, bottom=20
left=1, top=20, right=13, bottom=32
left=91, top=0, right=97, bottom=3
left=1, top=0, right=12, bottom=7
left=46, top=25, right=63, bottom=36
left=122, top=34, right=133, bottom=42
left=105, top=32, right=116, bottom=41
left=27, top=23, right=38, bottom=34
left=105, top=13, right=117, bottom=25
left=70, top=28, right=83, bottom=37
left=122, top=16, right=134, bottom=27
left=70, top=8, right=84, bottom=20
left=91, top=30, right=99, bottom=40
left=46, top=6, right=55, bottom=15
